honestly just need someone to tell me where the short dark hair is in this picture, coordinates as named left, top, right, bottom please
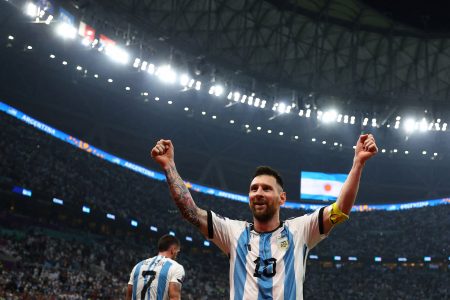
left=253, top=166, right=284, bottom=189
left=158, top=234, right=180, bottom=252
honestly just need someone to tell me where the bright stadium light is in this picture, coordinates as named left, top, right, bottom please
left=56, top=22, right=77, bottom=39
left=147, top=63, right=156, bottom=74
left=343, top=115, right=349, bottom=124
left=350, top=116, right=355, bottom=124
left=362, top=117, right=369, bottom=126
left=254, top=98, right=261, bottom=107
left=442, top=123, right=447, bottom=131
left=156, top=65, right=177, bottom=83
left=227, top=92, right=233, bottom=100
left=306, top=109, right=311, bottom=118
left=260, top=100, right=266, bottom=109
left=105, top=45, right=130, bottom=64
left=404, top=118, right=416, bottom=133
left=195, top=81, right=201, bottom=90
left=214, top=85, right=224, bottom=96
left=133, top=58, right=141, bottom=68
left=277, top=102, right=286, bottom=114
left=45, top=15, right=53, bottom=25
left=24, top=2, right=38, bottom=17
left=322, top=110, right=338, bottom=123
left=180, top=74, right=190, bottom=87
left=419, top=118, right=428, bottom=132
left=233, top=92, right=241, bottom=102
left=140, top=60, right=148, bottom=71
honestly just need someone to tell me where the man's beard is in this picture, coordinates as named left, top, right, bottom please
left=251, top=204, right=277, bottom=222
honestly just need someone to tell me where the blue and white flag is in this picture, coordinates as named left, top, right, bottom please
left=300, top=171, right=348, bottom=201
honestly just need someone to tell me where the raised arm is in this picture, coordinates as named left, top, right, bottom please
left=322, top=134, right=378, bottom=234
left=151, top=139, right=208, bottom=237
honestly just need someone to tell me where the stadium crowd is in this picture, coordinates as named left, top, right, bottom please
left=0, top=113, right=449, bottom=299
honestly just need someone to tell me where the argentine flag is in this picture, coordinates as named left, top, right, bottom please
left=300, top=171, right=348, bottom=201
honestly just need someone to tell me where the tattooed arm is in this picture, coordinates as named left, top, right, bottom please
left=151, top=139, right=208, bottom=236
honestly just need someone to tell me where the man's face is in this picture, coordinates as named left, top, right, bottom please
left=249, top=175, right=286, bottom=222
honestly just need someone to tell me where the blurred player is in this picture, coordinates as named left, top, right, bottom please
left=126, top=234, right=185, bottom=300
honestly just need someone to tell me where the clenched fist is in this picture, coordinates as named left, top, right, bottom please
left=151, top=139, right=174, bottom=169
left=354, top=134, right=378, bottom=164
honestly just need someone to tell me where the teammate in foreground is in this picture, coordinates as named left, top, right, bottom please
left=151, top=134, right=377, bottom=299
left=126, top=234, right=185, bottom=300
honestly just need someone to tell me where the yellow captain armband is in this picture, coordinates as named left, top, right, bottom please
left=329, top=202, right=349, bottom=225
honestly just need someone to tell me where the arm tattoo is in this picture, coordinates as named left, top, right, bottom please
left=165, top=164, right=201, bottom=227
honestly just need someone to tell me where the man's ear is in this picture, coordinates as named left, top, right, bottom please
left=279, top=191, right=287, bottom=205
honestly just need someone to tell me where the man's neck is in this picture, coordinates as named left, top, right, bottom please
left=253, top=217, right=281, bottom=233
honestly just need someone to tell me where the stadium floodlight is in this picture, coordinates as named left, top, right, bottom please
left=393, top=149, right=398, bottom=153
left=434, top=152, right=438, bottom=156
left=150, top=226, right=158, bottom=232
left=422, top=150, right=427, bottom=155
left=348, top=256, right=358, bottom=261
left=147, top=63, right=156, bottom=74
left=374, top=257, right=382, bottom=262
left=442, top=123, right=447, bottom=131
left=309, top=255, right=319, bottom=259
left=107, top=78, right=113, bottom=83
left=56, top=22, right=77, bottom=39
left=254, top=98, right=261, bottom=107
left=371, top=118, right=377, bottom=127
left=257, top=126, right=261, bottom=130
left=62, top=61, right=68, bottom=65
left=279, top=132, right=284, bottom=136
left=305, top=109, right=311, bottom=118
left=260, top=100, right=266, bottom=109
left=105, top=45, right=130, bottom=64
left=350, top=116, right=355, bottom=124
left=394, top=120, right=400, bottom=129
left=322, top=140, right=326, bottom=145
left=316, top=110, right=323, bottom=120
left=180, top=74, right=190, bottom=87
left=81, top=37, right=91, bottom=47
left=156, top=65, right=177, bottom=83
left=8, top=35, right=14, bottom=40
left=141, top=60, right=149, bottom=70
left=233, top=92, right=241, bottom=102
left=381, top=149, right=386, bottom=153
left=188, top=79, right=195, bottom=88
left=267, top=130, right=272, bottom=134
left=398, top=257, right=407, bottom=262
left=169, top=231, right=175, bottom=236
left=227, top=92, right=233, bottom=100
left=203, top=241, right=210, bottom=246
left=362, top=117, right=369, bottom=126
left=404, top=150, right=409, bottom=155
left=343, top=115, right=348, bottom=123
left=185, top=236, right=193, bottom=242
left=195, top=81, right=201, bottom=90
left=424, top=256, right=431, bottom=262
left=52, top=198, right=63, bottom=205
left=125, top=87, right=131, bottom=91
left=229, top=120, right=234, bottom=124
left=76, top=65, right=82, bottom=71
left=106, top=213, right=115, bottom=220
left=334, top=256, right=341, bottom=261
left=247, top=96, right=253, bottom=106
left=241, top=95, right=248, bottom=103
left=311, top=138, right=316, bottom=142
left=419, top=118, right=428, bottom=132
left=322, top=110, right=338, bottom=123
left=82, top=206, right=90, bottom=213
left=131, top=220, right=138, bottom=227
left=404, top=118, right=416, bottom=133
left=396, top=116, right=401, bottom=121
left=45, top=15, right=53, bottom=25
left=277, top=102, right=286, bottom=114
left=294, top=136, right=299, bottom=140
left=214, top=85, right=224, bottom=97
left=25, top=2, right=38, bottom=17
left=27, top=45, right=33, bottom=50
left=435, top=123, right=441, bottom=131
left=286, top=105, right=292, bottom=113
left=337, top=114, right=343, bottom=123
left=299, top=109, right=304, bottom=116
left=184, top=107, right=189, bottom=111
left=133, top=58, right=141, bottom=68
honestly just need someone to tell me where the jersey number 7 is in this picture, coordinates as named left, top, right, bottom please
left=141, top=270, right=157, bottom=300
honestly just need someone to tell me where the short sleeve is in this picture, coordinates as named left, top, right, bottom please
left=169, top=263, right=185, bottom=284
left=285, top=207, right=328, bottom=249
left=207, top=210, right=246, bottom=254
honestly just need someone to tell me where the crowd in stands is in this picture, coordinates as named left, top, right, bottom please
left=1, top=113, right=449, bottom=299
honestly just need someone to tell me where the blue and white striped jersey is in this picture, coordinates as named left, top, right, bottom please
left=207, top=208, right=327, bottom=300
left=128, top=255, right=185, bottom=300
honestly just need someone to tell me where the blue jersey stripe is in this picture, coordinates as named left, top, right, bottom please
left=146, top=256, right=161, bottom=300
left=132, top=261, right=145, bottom=300
left=257, top=232, right=273, bottom=300
left=233, top=229, right=249, bottom=300
left=156, top=261, right=173, bottom=300
left=283, top=229, right=297, bottom=299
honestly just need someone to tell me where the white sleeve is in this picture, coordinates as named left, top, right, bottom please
left=128, top=265, right=137, bottom=285
left=169, top=264, right=185, bottom=284
left=286, top=207, right=328, bottom=249
left=206, top=210, right=246, bottom=254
